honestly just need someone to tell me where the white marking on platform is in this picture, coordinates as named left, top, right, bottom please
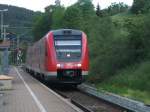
left=14, top=67, right=47, bottom=112
left=19, top=68, right=83, bottom=112
left=39, top=80, right=83, bottom=112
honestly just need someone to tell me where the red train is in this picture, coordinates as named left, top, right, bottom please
left=25, top=29, right=89, bottom=85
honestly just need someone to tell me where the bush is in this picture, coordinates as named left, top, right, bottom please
left=88, top=17, right=131, bottom=82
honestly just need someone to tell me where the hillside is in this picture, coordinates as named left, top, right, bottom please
left=96, top=61, right=150, bottom=104
left=90, top=12, right=150, bottom=104
left=0, top=4, right=35, bottom=27
left=0, top=4, right=41, bottom=39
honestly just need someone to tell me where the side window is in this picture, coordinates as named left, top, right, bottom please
left=45, top=47, right=48, bottom=56
left=45, top=39, right=48, bottom=57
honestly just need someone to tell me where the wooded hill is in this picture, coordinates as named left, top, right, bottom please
left=0, top=4, right=35, bottom=27
left=0, top=4, right=41, bottom=39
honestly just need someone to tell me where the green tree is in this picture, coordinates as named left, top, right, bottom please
left=51, top=6, right=65, bottom=29
left=123, top=15, right=150, bottom=62
left=107, top=2, right=129, bottom=15
left=32, top=13, right=52, bottom=41
left=96, top=3, right=103, bottom=17
left=125, top=17, right=145, bottom=62
left=32, top=2, right=64, bottom=41
left=76, top=0, right=95, bottom=18
left=74, top=0, right=95, bottom=34
left=62, top=6, right=83, bottom=29
left=131, top=0, right=150, bottom=14
left=88, top=17, right=130, bottom=81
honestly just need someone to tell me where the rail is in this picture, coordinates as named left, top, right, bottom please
left=78, top=84, right=150, bottom=112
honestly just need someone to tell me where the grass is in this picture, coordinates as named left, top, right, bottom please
left=88, top=12, right=150, bottom=104
left=95, top=61, right=150, bottom=104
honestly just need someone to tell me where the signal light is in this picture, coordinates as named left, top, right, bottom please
left=57, top=64, right=61, bottom=68
left=77, top=64, right=82, bottom=67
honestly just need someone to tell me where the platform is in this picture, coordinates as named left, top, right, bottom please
left=0, top=67, right=83, bottom=112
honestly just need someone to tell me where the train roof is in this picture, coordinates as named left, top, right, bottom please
left=50, top=29, right=82, bottom=36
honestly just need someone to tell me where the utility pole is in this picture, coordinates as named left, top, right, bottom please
left=16, top=35, right=19, bottom=65
left=17, top=36, right=19, bottom=49
left=0, top=9, right=8, bottom=40
left=3, top=25, right=9, bottom=41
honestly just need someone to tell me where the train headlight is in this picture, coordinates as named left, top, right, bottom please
left=57, top=64, right=61, bottom=68
left=77, top=64, right=82, bottom=67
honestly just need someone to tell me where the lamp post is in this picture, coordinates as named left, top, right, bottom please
left=3, top=25, right=9, bottom=41
left=0, top=9, right=8, bottom=40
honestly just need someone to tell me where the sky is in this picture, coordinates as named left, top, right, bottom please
left=0, top=0, right=133, bottom=12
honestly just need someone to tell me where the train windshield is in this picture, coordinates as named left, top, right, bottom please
left=54, top=36, right=82, bottom=62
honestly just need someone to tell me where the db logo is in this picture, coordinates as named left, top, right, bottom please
left=66, top=63, right=73, bottom=67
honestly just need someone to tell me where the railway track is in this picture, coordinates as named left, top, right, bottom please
left=21, top=66, right=150, bottom=112
left=22, top=67, right=129, bottom=112
left=21, top=67, right=137, bottom=112
left=47, top=85, right=129, bottom=112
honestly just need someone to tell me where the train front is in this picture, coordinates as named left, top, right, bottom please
left=46, top=29, right=89, bottom=85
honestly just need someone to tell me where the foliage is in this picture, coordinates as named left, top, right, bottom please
left=51, top=6, right=65, bottom=29
left=96, top=61, right=150, bottom=104
left=0, top=4, right=38, bottom=39
left=73, top=0, right=95, bottom=33
left=62, top=6, right=83, bottom=29
left=76, top=0, right=95, bottom=17
left=131, top=0, right=150, bottom=14
left=0, top=4, right=35, bottom=26
left=32, top=0, right=150, bottom=85
left=123, top=14, right=150, bottom=62
left=32, top=0, right=132, bottom=82
left=31, top=0, right=150, bottom=103
left=107, top=2, right=129, bottom=16
left=96, top=2, right=129, bottom=17
left=32, top=13, right=52, bottom=41
left=96, top=3, right=103, bottom=17
left=88, top=16, right=132, bottom=82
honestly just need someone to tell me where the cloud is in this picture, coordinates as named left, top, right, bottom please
left=0, top=0, right=133, bottom=12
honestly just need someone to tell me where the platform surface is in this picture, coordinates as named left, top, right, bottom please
left=0, top=67, right=82, bottom=112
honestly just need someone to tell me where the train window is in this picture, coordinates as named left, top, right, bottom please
left=55, top=40, right=81, bottom=46
left=56, top=49, right=81, bottom=53
left=54, top=38, right=82, bottom=62
left=45, top=49, right=48, bottom=56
